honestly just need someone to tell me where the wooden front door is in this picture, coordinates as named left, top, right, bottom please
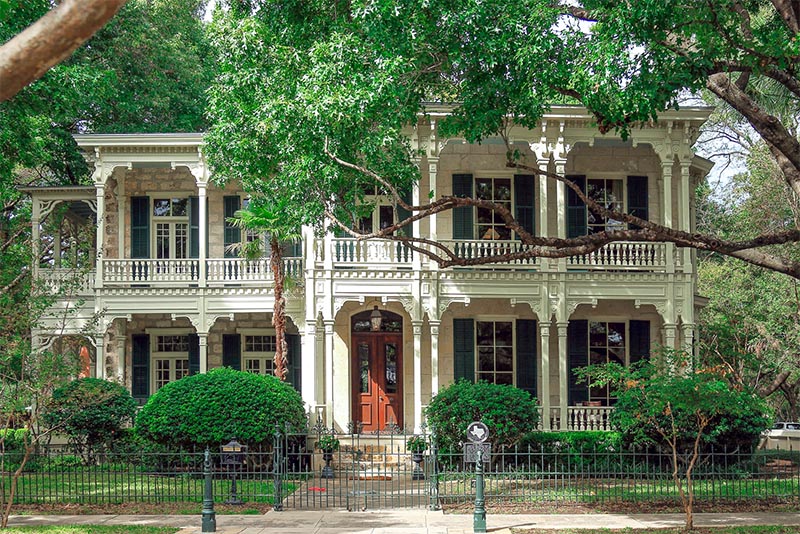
left=352, top=333, right=403, bottom=432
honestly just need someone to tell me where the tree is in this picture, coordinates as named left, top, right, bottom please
left=0, top=0, right=128, bottom=102
left=585, top=354, right=771, bottom=530
left=205, top=0, right=800, bottom=279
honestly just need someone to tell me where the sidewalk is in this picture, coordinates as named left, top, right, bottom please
left=8, top=510, right=800, bottom=533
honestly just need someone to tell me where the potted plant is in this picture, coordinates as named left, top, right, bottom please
left=406, top=435, right=428, bottom=480
left=316, top=433, right=340, bottom=479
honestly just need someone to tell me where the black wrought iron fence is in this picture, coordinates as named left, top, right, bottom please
left=2, top=430, right=798, bottom=510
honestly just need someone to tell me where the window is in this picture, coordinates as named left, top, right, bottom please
left=586, top=179, right=624, bottom=234
left=476, top=320, right=514, bottom=385
left=152, top=334, right=189, bottom=391
left=152, top=197, right=189, bottom=259
left=243, top=334, right=276, bottom=375
left=588, top=321, right=626, bottom=404
left=475, top=177, right=512, bottom=240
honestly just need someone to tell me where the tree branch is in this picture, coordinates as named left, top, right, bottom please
left=0, top=0, right=128, bottom=102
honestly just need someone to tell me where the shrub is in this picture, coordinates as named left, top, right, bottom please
left=42, top=378, right=137, bottom=463
left=135, top=367, right=307, bottom=450
left=425, top=380, right=539, bottom=453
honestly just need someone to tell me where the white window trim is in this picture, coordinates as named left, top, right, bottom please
left=147, top=329, right=191, bottom=393
left=473, top=316, right=517, bottom=386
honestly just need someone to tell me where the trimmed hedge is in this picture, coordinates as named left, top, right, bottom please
left=426, top=380, right=539, bottom=453
left=135, top=367, right=307, bottom=449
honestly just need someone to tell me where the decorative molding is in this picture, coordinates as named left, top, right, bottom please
left=207, top=313, right=235, bottom=329
left=437, top=296, right=470, bottom=317
left=171, top=313, right=200, bottom=330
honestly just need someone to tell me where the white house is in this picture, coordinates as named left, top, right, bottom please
left=25, top=105, right=713, bottom=433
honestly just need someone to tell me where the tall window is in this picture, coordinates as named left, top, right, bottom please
left=153, top=334, right=189, bottom=391
left=475, top=177, right=512, bottom=240
left=243, top=334, right=276, bottom=375
left=152, top=197, right=189, bottom=259
left=476, top=320, right=514, bottom=385
left=588, top=321, right=626, bottom=404
left=587, top=179, right=624, bottom=234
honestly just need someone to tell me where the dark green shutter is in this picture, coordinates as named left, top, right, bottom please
left=287, top=334, right=301, bottom=391
left=453, top=318, right=475, bottom=382
left=131, top=196, right=150, bottom=258
left=188, top=333, right=200, bottom=375
left=567, top=320, right=589, bottom=405
left=452, top=174, right=474, bottom=239
left=629, top=320, right=651, bottom=365
left=514, top=174, right=535, bottom=238
left=566, top=175, right=587, bottom=238
left=627, top=175, right=649, bottom=229
left=132, top=334, right=150, bottom=401
left=222, top=334, right=241, bottom=370
left=396, top=188, right=414, bottom=237
left=224, top=196, right=241, bottom=258
left=516, top=319, right=538, bottom=398
left=189, top=196, right=199, bottom=258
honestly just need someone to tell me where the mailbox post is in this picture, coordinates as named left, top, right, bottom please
left=220, top=438, right=247, bottom=505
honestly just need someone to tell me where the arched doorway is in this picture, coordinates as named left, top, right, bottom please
left=351, top=307, right=403, bottom=432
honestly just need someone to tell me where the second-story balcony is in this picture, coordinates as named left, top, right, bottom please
left=43, top=239, right=683, bottom=290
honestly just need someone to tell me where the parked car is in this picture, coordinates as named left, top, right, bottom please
left=760, top=422, right=800, bottom=450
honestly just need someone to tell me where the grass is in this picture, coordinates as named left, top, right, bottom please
left=2, top=527, right=178, bottom=534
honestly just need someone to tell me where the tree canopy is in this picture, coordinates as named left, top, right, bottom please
left=205, top=0, right=800, bottom=278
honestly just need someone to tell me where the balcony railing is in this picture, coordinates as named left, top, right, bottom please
left=320, top=238, right=414, bottom=268
left=100, top=258, right=303, bottom=286
left=37, top=267, right=95, bottom=295
left=439, top=239, right=538, bottom=268
left=566, top=242, right=668, bottom=271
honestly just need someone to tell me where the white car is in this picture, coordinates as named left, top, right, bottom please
left=760, top=422, right=800, bottom=450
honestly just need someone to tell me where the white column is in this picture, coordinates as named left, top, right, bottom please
left=555, top=158, right=567, bottom=272
left=198, top=332, right=208, bottom=374
left=681, top=323, right=695, bottom=355
left=539, top=321, right=551, bottom=430
left=662, top=160, right=675, bottom=273
left=198, top=183, right=208, bottom=287
left=412, top=182, right=422, bottom=271
left=95, top=182, right=106, bottom=289
left=430, top=320, right=440, bottom=397
left=95, top=335, right=105, bottom=379
left=323, top=319, right=335, bottom=424
left=114, top=319, right=126, bottom=381
left=557, top=322, right=569, bottom=431
left=412, top=320, right=423, bottom=432
left=537, top=159, right=549, bottom=238
left=428, top=158, right=439, bottom=243
left=301, top=321, right=318, bottom=409
left=663, top=323, right=678, bottom=352
left=680, top=162, right=693, bottom=272
left=31, top=209, right=40, bottom=280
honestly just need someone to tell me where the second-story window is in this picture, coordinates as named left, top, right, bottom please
left=153, top=198, right=189, bottom=260
left=587, top=179, right=624, bottom=234
left=475, top=177, right=513, bottom=240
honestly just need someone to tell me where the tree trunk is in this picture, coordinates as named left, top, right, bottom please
left=269, top=237, right=287, bottom=381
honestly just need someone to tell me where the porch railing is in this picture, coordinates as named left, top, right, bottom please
left=566, top=242, right=667, bottom=271
left=37, top=267, right=95, bottom=295
left=323, top=238, right=414, bottom=267
left=566, top=405, right=614, bottom=431
left=438, top=240, right=538, bottom=268
left=101, top=258, right=302, bottom=286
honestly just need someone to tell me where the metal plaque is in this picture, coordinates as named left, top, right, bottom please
left=463, top=442, right=491, bottom=464
left=466, top=421, right=490, bottom=443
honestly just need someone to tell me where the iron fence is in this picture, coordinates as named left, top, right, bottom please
left=1, top=428, right=798, bottom=510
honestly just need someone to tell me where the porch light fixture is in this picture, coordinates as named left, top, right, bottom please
left=370, top=305, right=383, bottom=331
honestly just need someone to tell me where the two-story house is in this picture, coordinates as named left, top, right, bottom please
left=25, top=106, right=712, bottom=434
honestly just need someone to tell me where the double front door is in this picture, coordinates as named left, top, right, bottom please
left=352, top=333, right=403, bottom=432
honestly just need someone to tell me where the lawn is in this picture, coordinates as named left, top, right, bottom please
left=2, top=527, right=178, bottom=534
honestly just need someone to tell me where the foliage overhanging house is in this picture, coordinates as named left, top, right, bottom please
left=26, top=106, right=713, bottom=434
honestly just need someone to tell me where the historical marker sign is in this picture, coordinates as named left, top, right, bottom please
left=464, top=442, right=491, bottom=464
left=466, top=421, right=489, bottom=443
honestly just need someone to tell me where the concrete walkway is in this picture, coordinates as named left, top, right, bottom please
left=7, top=510, right=800, bottom=533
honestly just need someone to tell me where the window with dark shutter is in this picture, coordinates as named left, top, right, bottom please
left=566, top=176, right=587, bottom=238
left=452, top=174, right=474, bottom=240
left=567, top=320, right=589, bottom=405
left=516, top=319, right=538, bottom=397
left=453, top=318, right=475, bottom=382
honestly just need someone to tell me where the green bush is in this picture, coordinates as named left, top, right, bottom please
left=0, top=428, right=30, bottom=468
left=425, top=380, right=539, bottom=453
left=42, top=378, right=137, bottom=463
left=135, top=367, right=307, bottom=449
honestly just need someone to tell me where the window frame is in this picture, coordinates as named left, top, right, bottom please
left=473, top=316, right=516, bottom=386
left=238, top=329, right=277, bottom=376
left=147, top=328, right=191, bottom=393
left=150, top=194, right=191, bottom=260
left=586, top=318, right=630, bottom=405
left=473, top=174, right=515, bottom=241
left=584, top=175, right=626, bottom=235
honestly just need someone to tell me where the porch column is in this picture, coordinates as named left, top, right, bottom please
left=412, top=320, right=423, bottom=432
left=663, top=323, right=678, bottom=352
left=556, top=322, right=569, bottom=431
left=430, top=320, right=440, bottom=397
left=114, top=319, right=126, bottom=381
left=31, top=205, right=40, bottom=280
left=661, top=160, right=675, bottom=274
left=679, top=162, right=693, bottom=273
left=198, top=332, right=208, bottom=374
left=301, top=321, right=318, bottom=409
left=555, top=157, right=567, bottom=272
left=681, top=323, right=695, bottom=356
left=198, top=182, right=208, bottom=287
left=537, top=158, right=549, bottom=237
left=323, top=319, right=335, bottom=424
left=94, top=181, right=106, bottom=289
left=95, top=335, right=105, bottom=379
left=539, top=321, right=551, bottom=430
left=428, top=158, right=439, bottom=245
left=412, top=183, right=422, bottom=271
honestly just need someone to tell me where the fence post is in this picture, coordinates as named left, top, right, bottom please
left=428, top=429, right=440, bottom=511
left=273, top=424, right=284, bottom=511
left=473, top=448, right=486, bottom=533
left=201, top=447, right=216, bottom=533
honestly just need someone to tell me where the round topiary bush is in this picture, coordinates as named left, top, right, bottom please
left=42, top=378, right=137, bottom=463
left=135, top=367, right=307, bottom=449
left=425, top=379, right=539, bottom=453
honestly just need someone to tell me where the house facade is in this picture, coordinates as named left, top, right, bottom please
left=26, top=106, right=712, bottom=433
